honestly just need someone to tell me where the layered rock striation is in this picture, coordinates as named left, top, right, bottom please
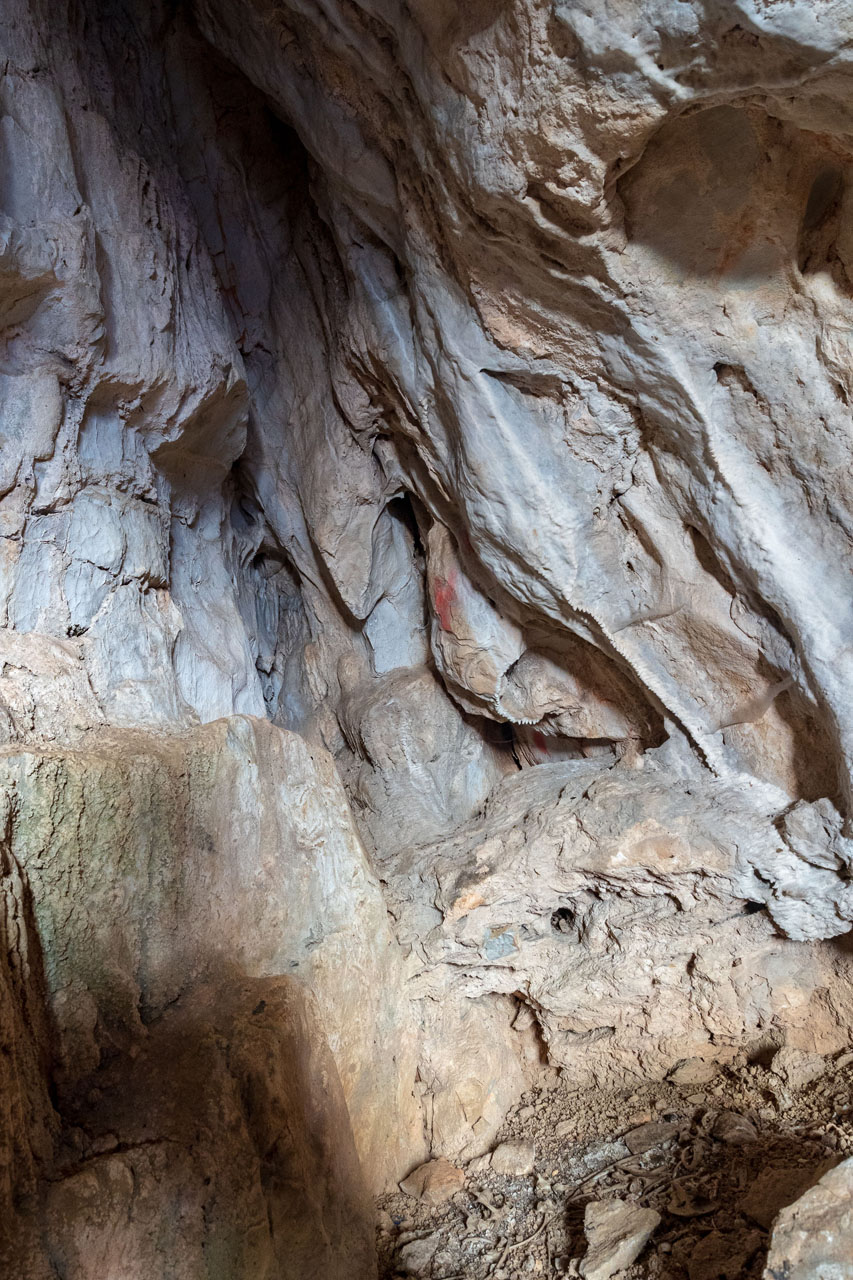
left=3, top=0, right=853, bottom=1272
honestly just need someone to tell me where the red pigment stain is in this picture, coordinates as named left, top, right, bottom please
left=433, top=571, right=457, bottom=630
left=533, top=731, right=548, bottom=754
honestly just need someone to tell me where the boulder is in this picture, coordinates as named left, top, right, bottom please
left=765, top=1157, right=853, bottom=1278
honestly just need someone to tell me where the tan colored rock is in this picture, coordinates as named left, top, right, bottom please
left=579, top=1198, right=660, bottom=1280
left=669, top=1058, right=719, bottom=1087
left=0, top=632, right=104, bottom=746
left=765, top=1157, right=853, bottom=1278
left=415, top=990, right=528, bottom=1164
left=398, top=1234, right=441, bottom=1276
left=36, top=977, right=373, bottom=1269
left=339, top=665, right=509, bottom=853
left=399, top=1157, right=465, bottom=1205
left=43, top=1149, right=208, bottom=1280
left=712, top=1112, right=758, bottom=1146
left=384, top=754, right=853, bottom=1097
left=770, top=1046, right=827, bottom=1092
left=0, top=719, right=423, bottom=1192
left=0, top=818, right=58, bottom=1279
left=43, top=977, right=376, bottom=1280
left=624, top=1121, right=679, bottom=1155
left=491, top=1139, right=536, bottom=1177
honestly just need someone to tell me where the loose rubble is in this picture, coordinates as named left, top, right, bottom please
left=378, top=1048, right=853, bottom=1278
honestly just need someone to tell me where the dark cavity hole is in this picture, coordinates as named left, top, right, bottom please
left=551, top=907, right=575, bottom=934
left=803, top=168, right=844, bottom=233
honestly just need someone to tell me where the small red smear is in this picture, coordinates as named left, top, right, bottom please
left=433, top=572, right=457, bottom=631
left=533, top=731, right=548, bottom=754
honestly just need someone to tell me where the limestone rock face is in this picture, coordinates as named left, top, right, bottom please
left=0, top=719, right=407, bottom=1275
left=192, top=0, right=853, bottom=822
left=0, top=717, right=423, bottom=1189
left=4, top=0, right=853, bottom=1270
left=764, top=1157, right=853, bottom=1278
left=19, top=976, right=377, bottom=1280
left=384, top=752, right=853, bottom=1094
left=0, top=812, right=57, bottom=1277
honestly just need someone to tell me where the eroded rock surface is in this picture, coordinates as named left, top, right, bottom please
left=0, top=717, right=423, bottom=1188
left=11, top=975, right=377, bottom=1280
left=0, top=719, right=403, bottom=1275
left=3, top=0, right=853, bottom=1271
left=765, top=1156, right=853, bottom=1278
left=48, top=977, right=376, bottom=1280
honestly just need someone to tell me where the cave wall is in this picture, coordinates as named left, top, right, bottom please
left=4, top=0, right=853, bottom=1273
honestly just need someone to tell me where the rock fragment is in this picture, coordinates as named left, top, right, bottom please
left=770, top=1047, right=826, bottom=1091
left=669, top=1058, right=719, bottom=1086
left=399, top=1157, right=465, bottom=1205
left=579, top=1198, right=660, bottom=1280
left=398, top=1233, right=441, bottom=1276
left=490, top=1139, right=536, bottom=1177
left=712, top=1111, right=758, bottom=1145
left=687, top=1229, right=763, bottom=1280
left=765, top=1157, right=853, bottom=1278
left=623, top=1120, right=679, bottom=1155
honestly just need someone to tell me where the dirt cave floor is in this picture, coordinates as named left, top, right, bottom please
left=376, top=1046, right=853, bottom=1279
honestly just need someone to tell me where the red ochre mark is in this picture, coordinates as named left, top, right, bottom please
left=433, top=571, right=457, bottom=631
left=533, top=730, right=548, bottom=755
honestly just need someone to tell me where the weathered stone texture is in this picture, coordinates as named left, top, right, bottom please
left=44, top=978, right=377, bottom=1280
left=0, top=718, right=423, bottom=1189
left=4, top=0, right=853, bottom=1270
left=765, top=1156, right=853, bottom=1278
